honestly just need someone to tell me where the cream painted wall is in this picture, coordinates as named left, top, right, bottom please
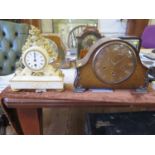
left=41, top=19, right=154, bottom=33
left=149, top=19, right=155, bottom=25
left=41, top=19, right=53, bottom=33
left=41, top=19, right=127, bottom=36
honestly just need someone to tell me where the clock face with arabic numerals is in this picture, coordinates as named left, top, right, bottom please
left=92, top=41, right=137, bottom=84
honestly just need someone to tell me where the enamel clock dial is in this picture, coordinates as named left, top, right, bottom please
left=23, top=47, right=48, bottom=71
left=92, top=41, right=137, bottom=84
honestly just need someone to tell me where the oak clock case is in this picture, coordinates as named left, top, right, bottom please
left=119, top=36, right=141, bottom=52
left=77, top=26, right=102, bottom=59
left=74, top=37, right=148, bottom=89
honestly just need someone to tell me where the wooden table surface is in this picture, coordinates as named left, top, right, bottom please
left=1, top=86, right=155, bottom=108
left=1, top=86, right=155, bottom=135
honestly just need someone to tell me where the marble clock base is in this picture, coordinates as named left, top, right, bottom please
left=10, top=75, right=64, bottom=91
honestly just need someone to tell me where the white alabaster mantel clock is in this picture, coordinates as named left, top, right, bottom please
left=10, top=26, right=64, bottom=91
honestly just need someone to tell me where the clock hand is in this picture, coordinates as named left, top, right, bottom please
left=34, top=52, right=36, bottom=62
left=114, top=57, right=126, bottom=66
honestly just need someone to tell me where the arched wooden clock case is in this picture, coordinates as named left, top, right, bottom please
left=74, top=38, right=148, bottom=89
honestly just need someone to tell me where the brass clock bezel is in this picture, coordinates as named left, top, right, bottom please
left=92, top=40, right=137, bottom=85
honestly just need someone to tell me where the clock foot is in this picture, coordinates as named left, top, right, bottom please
left=11, top=88, right=20, bottom=92
left=56, top=89, right=64, bottom=92
left=35, top=89, right=47, bottom=93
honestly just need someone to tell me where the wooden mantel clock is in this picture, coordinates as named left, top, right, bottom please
left=74, top=37, right=148, bottom=90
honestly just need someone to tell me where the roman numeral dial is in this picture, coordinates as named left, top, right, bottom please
left=24, top=50, right=46, bottom=71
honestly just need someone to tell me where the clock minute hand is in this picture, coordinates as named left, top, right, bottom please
left=34, top=52, right=36, bottom=61
left=114, top=57, right=126, bottom=66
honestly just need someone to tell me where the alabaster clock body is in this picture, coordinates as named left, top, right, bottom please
left=10, top=26, right=64, bottom=91
left=74, top=38, right=148, bottom=89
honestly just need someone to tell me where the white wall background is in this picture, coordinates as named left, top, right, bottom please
left=98, top=19, right=127, bottom=36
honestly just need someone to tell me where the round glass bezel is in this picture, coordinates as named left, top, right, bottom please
left=92, top=40, right=137, bottom=84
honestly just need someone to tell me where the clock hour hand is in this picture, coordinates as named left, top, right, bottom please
left=34, top=52, right=36, bottom=62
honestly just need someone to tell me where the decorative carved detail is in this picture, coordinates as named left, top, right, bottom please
left=22, top=25, right=57, bottom=59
